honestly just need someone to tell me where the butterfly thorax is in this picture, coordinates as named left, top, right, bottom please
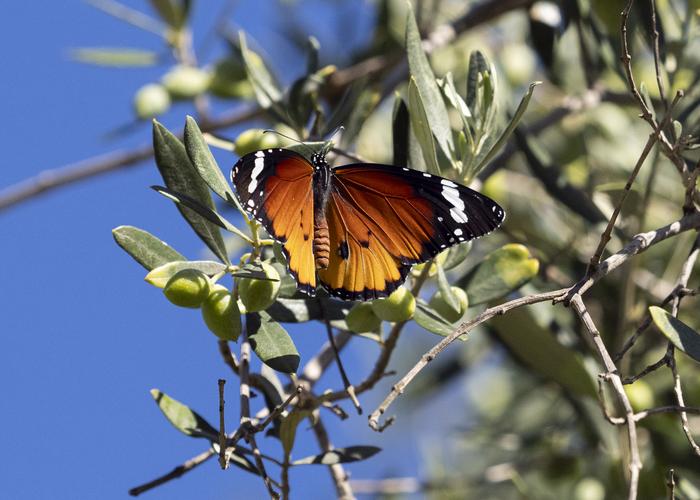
left=311, top=153, right=333, bottom=270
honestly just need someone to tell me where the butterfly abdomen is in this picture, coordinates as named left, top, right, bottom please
left=313, top=216, right=330, bottom=269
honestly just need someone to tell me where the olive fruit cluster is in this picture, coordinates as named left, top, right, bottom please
left=160, top=263, right=281, bottom=341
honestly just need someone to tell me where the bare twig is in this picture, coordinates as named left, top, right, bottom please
left=128, top=449, right=215, bottom=496
left=587, top=91, right=683, bottom=272
left=634, top=404, right=700, bottom=421
left=565, top=211, right=700, bottom=301
left=0, top=106, right=261, bottom=213
left=238, top=324, right=279, bottom=499
left=218, top=379, right=227, bottom=469
left=322, top=264, right=433, bottom=405
left=597, top=375, right=626, bottom=425
left=570, top=295, right=641, bottom=500
left=667, top=469, right=676, bottom=500
left=669, top=352, right=700, bottom=456
left=368, top=289, right=568, bottom=431
left=319, top=302, right=361, bottom=414
left=254, top=386, right=302, bottom=433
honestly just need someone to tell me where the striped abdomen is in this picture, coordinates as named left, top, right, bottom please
left=313, top=216, right=330, bottom=269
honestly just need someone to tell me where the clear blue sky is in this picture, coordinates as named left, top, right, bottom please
left=0, top=2, right=479, bottom=498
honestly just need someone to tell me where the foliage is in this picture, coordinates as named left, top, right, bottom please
left=30, top=0, right=700, bottom=498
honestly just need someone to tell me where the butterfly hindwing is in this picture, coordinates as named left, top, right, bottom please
left=231, top=149, right=316, bottom=295
left=317, top=164, right=505, bottom=300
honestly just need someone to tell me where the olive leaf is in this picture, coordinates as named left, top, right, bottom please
left=649, top=306, right=700, bottom=363
left=150, top=389, right=218, bottom=440
left=152, top=120, right=231, bottom=264
left=112, top=225, right=185, bottom=271
left=247, top=312, right=300, bottom=373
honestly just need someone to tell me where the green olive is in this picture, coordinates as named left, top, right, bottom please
left=133, top=83, right=171, bottom=119
left=234, top=129, right=284, bottom=157
left=201, top=284, right=242, bottom=341
left=208, top=58, right=254, bottom=99
left=624, top=380, right=654, bottom=412
left=428, top=287, right=469, bottom=322
left=238, top=262, right=280, bottom=312
left=161, top=65, right=211, bottom=99
left=163, top=269, right=210, bottom=308
left=345, top=302, right=382, bottom=333
left=371, top=287, right=416, bottom=322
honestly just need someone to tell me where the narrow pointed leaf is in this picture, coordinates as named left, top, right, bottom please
left=151, top=185, right=251, bottom=244
left=405, top=2, right=453, bottom=159
left=436, top=263, right=459, bottom=312
left=439, top=72, right=471, bottom=120
left=150, top=389, right=218, bottom=440
left=112, top=225, right=185, bottom=271
left=475, top=82, right=540, bottom=173
left=649, top=307, right=700, bottom=363
left=145, top=260, right=227, bottom=288
left=238, top=32, right=283, bottom=112
left=292, top=446, right=381, bottom=465
left=70, top=47, right=158, bottom=67
left=460, top=244, right=540, bottom=305
left=408, top=77, right=440, bottom=174
left=183, top=116, right=238, bottom=205
left=152, top=121, right=230, bottom=264
left=467, top=51, right=489, bottom=111
left=280, top=409, right=310, bottom=456
left=414, top=300, right=465, bottom=339
left=247, top=312, right=300, bottom=373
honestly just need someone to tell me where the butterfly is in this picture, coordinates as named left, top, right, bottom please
left=231, top=147, right=505, bottom=301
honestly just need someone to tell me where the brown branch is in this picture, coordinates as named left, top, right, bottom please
left=570, top=295, right=641, bottom=500
left=218, top=379, right=227, bottom=469
left=668, top=353, right=700, bottom=455
left=128, top=449, right=215, bottom=496
left=587, top=91, right=683, bottom=271
left=368, top=288, right=568, bottom=431
left=322, top=263, right=433, bottom=405
left=238, top=324, right=279, bottom=499
left=0, top=106, right=261, bottom=213
left=633, top=404, right=700, bottom=421
left=565, top=211, right=700, bottom=301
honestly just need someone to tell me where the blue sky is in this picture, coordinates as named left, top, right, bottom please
left=0, top=2, right=482, bottom=498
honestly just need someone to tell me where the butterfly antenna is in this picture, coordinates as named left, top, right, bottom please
left=262, top=129, right=319, bottom=158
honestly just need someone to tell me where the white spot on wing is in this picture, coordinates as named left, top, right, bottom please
left=442, top=185, right=469, bottom=223
left=248, top=156, right=265, bottom=194
left=441, top=179, right=457, bottom=188
left=454, top=228, right=463, bottom=236
left=423, top=173, right=431, bottom=177
left=402, top=167, right=409, bottom=171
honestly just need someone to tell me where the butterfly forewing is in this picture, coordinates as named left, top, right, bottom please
left=231, top=149, right=316, bottom=295
left=317, top=164, right=505, bottom=300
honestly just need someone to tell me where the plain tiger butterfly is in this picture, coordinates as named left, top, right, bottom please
left=231, top=147, right=505, bottom=301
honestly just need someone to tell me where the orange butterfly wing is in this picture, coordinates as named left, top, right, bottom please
left=317, top=165, right=504, bottom=300
left=231, top=149, right=316, bottom=295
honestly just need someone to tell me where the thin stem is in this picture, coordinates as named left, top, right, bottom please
left=368, top=289, right=568, bottom=431
left=128, top=449, right=215, bottom=496
left=218, top=379, right=227, bottom=469
left=570, top=295, right=641, bottom=500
